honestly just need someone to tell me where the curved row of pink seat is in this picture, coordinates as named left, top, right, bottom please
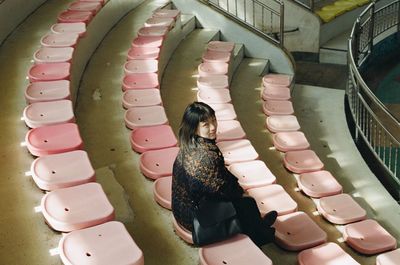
left=260, top=73, right=398, bottom=263
left=22, top=1, right=144, bottom=264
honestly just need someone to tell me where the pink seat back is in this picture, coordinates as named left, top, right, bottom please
left=57, top=10, right=94, bottom=24
left=25, top=80, right=70, bottom=104
left=216, top=120, right=246, bottom=142
left=261, top=85, right=291, bottom=101
left=262, top=73, right=292, bottom=87
left=145, top=17, right=175, bottom=28
left=153, top=9, right=181, bottom=20
left=68, top=1, right=102, bottom=15
left=41, top=33, right=80, bottom=48
left=197, top=75, right=229, bottom=90
left=197, top=88, right=231, bottom=104
left=272, top=131, right=310, bottom=152
left=198, top=62, right=229, bottom=76
left=51, top=22, right=86, bottom=37
left=262, top=99, right=294, bottom=116
left=266, top=115, right=300, bottom=133
left=124, top=105, right=168, bottom=130
left=228, top=160, right=276, bottom=190
left=217, top=139, right=259, bottom=165
left=153, top=176, right=172, bottom=210
left=127, top=46, right=160, bottom=60
left=207, top=41, right=235, bottom=53
left=208, top=103, right=237, bottom=120
left=298, top=242, right=360, bottom=265
left=284, top=150, right=324, bottom=173
left=28, top=62, right=71, bottom=82
left=297, top=170, right=342, bottom=198
left=138, top=26, right=169, bottom=37
left=122, top=89, right=162, bottom=109
left=130, top=124, right=177, bottom=153
left=131, top=36, right=164, bottom=48
left=122, top=73, right=159, bottom=91
left=139, top=147, right=179, bottom=179
left=376, top=248, right=400, bottom=265
left=23, top=100, right=75, bottom=128
left=124, top=59, right=158, bottom=74
left=202, top=50, right=231, bottom=63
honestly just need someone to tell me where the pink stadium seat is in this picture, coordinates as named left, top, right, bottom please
left=79, top=0, right=105, bottom=5
left=209, top=103, right=237, bottom=120
left=124, top=105, right=168, bottom=130
left=297, top=170, right=343, bottom=198
left=262, top=99, right=294, bottom=116
left=25, top=123, right=83, bottom=157
left=68, top=1, right=102, bottom=15
left=138, top=26, right=169, bottom=38
left=131, top=36, right=164, bottom=48
left=247, top=184, right=298, bottom=216
left=216, top=120, right=246, bottom=142
left=172, top=217, right=193, bottom=244
left=343, top=219, right=397, bottom=255
left=33, top=47, right=74, bottom=64
left=41, top=182, right=115, bottom=232
left=122, top=73, right=159, bottom=91
left=376, top=248, right=400, bottom=265
left=298, top=242, right=360, bottom=265
left=124, top=59, right=158, bottom=74
left=51, top=22, right=86, bottom=37
left=127, top=46, right=160, bottom=60
left=130, top=124, right=177, bottom=153
left=272, top=131, right=310, bottom=152
left=261, top=85, right=291, bottom=101
left=25, top=80, right=70, bottom=104
left=153, top=9, right=181, bottom=20
left=274, top=211, right=327, bottom=251
left=145, top=17, right=175, bottom=29
left=57, top=10, right=93, bottom=25
left=228, top=160, right=276, bottom=190
left=283, top=150, right=324, bottom=173
left=317, top=193, right=366, bottom=224
left=207, top=41, right=235, bottom=53
left=202, top=50, right=231, bottom=63
left=122, top=89, right=162, bottom=109
left=197, top=75, right=229, bottom=90
left=217, top=139, right=259, bottom=165
left=59, top=221, right=144, bottom=265
left=153, top=176, right=172, bottom=210
left=28, top=62, right=71, bottom=82
left=198, top=62, right=229, bottom=76
left=262, top=73, right=292, bottom=87
left=30, top=150, right=95, bottom=191
left=40, top=33, right=80, bottom=48
left=23, top=100, right=75, bottom=128
left=139, top=147, right=179, bottom=179
left=197, top=88, right=231, bottom=104
left=266, top=115, right=301, bottom=133
left=199, top=234, right=273, bottom=265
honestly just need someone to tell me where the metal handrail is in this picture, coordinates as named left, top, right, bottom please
left=347, top=0, right=400, bottom=182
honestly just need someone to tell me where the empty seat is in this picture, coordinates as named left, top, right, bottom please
left=28, top=62, right=71, bottom=82
left=198, top=62, right=229, bottom=76
left=122, top=89, right=162, bottom=109
left=272, top=131, right=310, bottom=152
left=130, top=124, right=177, bottom=153
left=197, top=75, right=229, bottom=90
left=274, top=211, right=327, bottom=251
left=51, top=22, right=86, bottom=37
left=376, top=248, right=400, bottom=265
left=139, top=147, right=179, bottom=179
left=124, top=59, right=158, bottom=74
left=25, top=123, right=83, bottom=157
left=33, top=47, right=74, bottom=64
left=261, top=85, right=291, bottom=101
left=57, top=10, right=93, bottom=25
left=266, top=115, right=301, bottom=133
left=138, top=26, right=169, bottom=37
left=172, top=217, right=193, bottom=244
left=124, top=105, right=168, bottom=130
left=30, top=150, right=95, bottom=191
left=217, top=139, right=258, bottom=165
left=298, top=242, right=360, bottom=265
left=122, top=73, right=159, bottom=91
left=262, top=73, right=292, bottom=87
left=247, top=184, right=298, bottom=216
left=41, top=33, right=80, bottom=48
left=202, top=50, right=231, bottom=63
left=297, top=170, right=342, bottom=198
left=317, top=193, right=366, bottom=224
left=209, top=103, right=237, bottom=120
left=23, top=100, right=75, bottom=128
left=68, top=1, right=102, bottom=15
left=153, top=176, right=172, bottom=210
left=41, top=182, right=115, bottom=232
left=228, top=160, right=276, bottom=190
left=197, top=88, right=231, bottom=104
left=283, top=150, right=324, bottom=173
left=145, top=17, right=175, bottom=29
left=131, top=36, right=164, bottom=48
left=59, top=221, right=144, bottom=265
left=25, top=80, right=70, bottom=104
left=262, top=99, right=294, bottom=116
left=207, top=41, right=235, bottom=53
left=216, top=120, right=246, bottom=142
left=79, top=0, right=106, bottom=5
left=199, top=234, right=273, bottom=265
left=127, top=46, right=160, bottom=60
left=153, top=9, right=181, bottom=20
left=343, top=219, right=397, bottom=255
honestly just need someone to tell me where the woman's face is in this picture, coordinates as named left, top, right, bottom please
left=196, top=117, right=218, bottom=140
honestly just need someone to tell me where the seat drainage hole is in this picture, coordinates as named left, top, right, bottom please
left=98, top=234, right=102, bottom=237
left=86, top=253, right=91, bottom=257
left=156, top=163, right=160, bottom=167
left=64, top=208, right=69, bottom=212
left=222, top=261, right=227, bottom=264
left=145, top=139, right=149, bottom=142
left=40, top=114, right=44, bottom=117
left=287, top=232, right=291, bottom=235
left=51, top=171, right=56, bottom=174
left=44, top=140, right=48, bottom=143
left=39, top=92, right=43, bottom=95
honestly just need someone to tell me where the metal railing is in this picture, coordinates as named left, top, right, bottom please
left=203, top=0, right=285, bottom=47
left=348, top=1, right=400, bottom=185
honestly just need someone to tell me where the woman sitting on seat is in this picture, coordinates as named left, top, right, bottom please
left=172, top=101, right=276, bottom=246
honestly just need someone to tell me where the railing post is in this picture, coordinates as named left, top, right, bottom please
left=353, top=19, right=360, bottom=66
left=369, top=2, right=375, bottom=54
left=280, top=2, right=284, bottom=47
left=397, top=0, right=400, bottom=32
left=310, top=0, right=314, bottom=11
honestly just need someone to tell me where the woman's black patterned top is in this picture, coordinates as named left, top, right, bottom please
left=171, top=136, right=244, bottom=231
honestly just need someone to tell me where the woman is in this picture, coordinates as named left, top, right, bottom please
left=172, top=102, right=277, bottom=246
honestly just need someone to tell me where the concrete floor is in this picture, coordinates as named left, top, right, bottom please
left=0, top=0, right=399, bottom=264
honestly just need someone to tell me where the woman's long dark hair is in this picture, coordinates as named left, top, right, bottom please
left=178, top=102, right=216, bottom=150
